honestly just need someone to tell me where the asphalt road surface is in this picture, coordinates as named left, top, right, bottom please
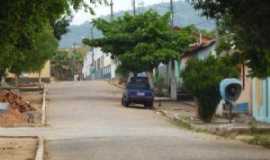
left=44, top=81, right=270, bottom=160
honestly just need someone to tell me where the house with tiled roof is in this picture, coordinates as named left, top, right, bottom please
left=155, top=33, right=217, bottom=99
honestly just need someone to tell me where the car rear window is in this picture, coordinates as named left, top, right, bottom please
left=130, top=77, right=149, bottom=83
left=127, top=82, right=150, bottom=90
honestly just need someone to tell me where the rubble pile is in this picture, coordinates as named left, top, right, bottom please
left=0, top=90, right=35, bottom=125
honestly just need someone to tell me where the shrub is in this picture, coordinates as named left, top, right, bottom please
left=181, top=56, right=239, bottom=122
left=116, top=65, right=129, bottom=82
left=153, top=75, right=168, bottom=97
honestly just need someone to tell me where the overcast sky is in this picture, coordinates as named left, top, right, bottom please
left=71, top=0, right=170, bottom=25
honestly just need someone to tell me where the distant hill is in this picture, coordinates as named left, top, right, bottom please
left=59, top=0, right=216, bottom=48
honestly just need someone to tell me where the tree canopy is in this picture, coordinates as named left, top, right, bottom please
left=83, top=10, right=196, bottom=74
left=182, top=56, right=239, bottom=122
left=9, top=26, right=58, bottom=76
left=51, top=48, right=85, bottom=80
left=0, top=0, right=104, bottom=82
left=189, top=0, right=270, bottom=78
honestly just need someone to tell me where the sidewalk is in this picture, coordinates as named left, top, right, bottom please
left=156, top=101, right=270, bottom=136
left=108, top=79, right=270, bottom=135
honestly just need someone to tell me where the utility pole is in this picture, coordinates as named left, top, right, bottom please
left=90, top=24, right=94, bottom=55
left=72, top=43, right=77, bottom=81
left=90, top=23, right=96, bottom=80
left=110, top=0, right=114, bottom=21
left=170, top=0, right=174, bottom=27
left=90, top=24, right=95, bottom=63
left=169, top=0, right=177, bottom=100
left=132, top=0, right=136, bottom=16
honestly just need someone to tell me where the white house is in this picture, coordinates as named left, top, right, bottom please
left=82, top=48, right=117, bottom=80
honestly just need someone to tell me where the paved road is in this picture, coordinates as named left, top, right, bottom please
left=45, top=81, right=270, bottom=160
left=0, top=81, right=270, bottom=160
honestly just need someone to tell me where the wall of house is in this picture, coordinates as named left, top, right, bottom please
left=82, top=48, right=117, bottom=80
left=82, top=51, right=93, bottom=78
left=237, top=66, right=252, bottom=112
left=8, top=61, right=51, bottom=78
left=178, top=43, right=216, bottom=87
left=195, top=44, right=216, bottom=60
left=253, top=78, right=270, bottom=123
left=25, top=61, right=51, bottom=78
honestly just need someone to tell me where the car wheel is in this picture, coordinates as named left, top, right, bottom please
left=122, top=97, right=130, bottom=107
left=121, top=97, right=125, bottom=106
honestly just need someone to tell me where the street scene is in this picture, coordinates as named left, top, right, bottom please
left=2, top=81, right=270, bottom=160
left=1, top=0, right=270, bottom=160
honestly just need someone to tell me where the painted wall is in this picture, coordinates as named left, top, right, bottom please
left=195, top=44, right=216, bottom=60
left=178, top=43, right=216, bottom=87
left=82, top=50, right=93, bottom=78
left=25, top=61, right=51, bottom=78
left=253, top=78, right=270, bottom=123
left=237, top=66, right=252, bottom=112
left=82, top=48, right=117, bottom=80
left=8, top=61, right=51, bottom=78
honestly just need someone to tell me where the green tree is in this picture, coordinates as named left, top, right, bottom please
left=51, top=49, right=85, bottom=80
left=83, top=10, right=195, bottom=77
left=9, top=26, right=58, bottom=84
left=0, top=0, right=105, bottom=84
left=182, top=56, right=240, bottom=122
left=189, top=0, right=270, bottom=78
left=51, top=51, right=73, bottom=80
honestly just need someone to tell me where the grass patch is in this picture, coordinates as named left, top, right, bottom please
left=175, top=119, right=192, bottom=130
left=247, top=133, right=270, bottom=148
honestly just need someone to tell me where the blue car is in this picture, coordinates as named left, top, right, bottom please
left=122, top=77, right=154, bottom=109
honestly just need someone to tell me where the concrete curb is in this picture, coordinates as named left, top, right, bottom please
left=158, top=110, right=221, bottom=133
left=158, top=109, right=233, bottom=135
left=41, top=85, right=47, bottom=126
left=158, top=110, right=270, bottom=136
left=35, top=137, right=44, bottom=160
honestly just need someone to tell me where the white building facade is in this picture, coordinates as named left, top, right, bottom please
left=82, top=48, right=117, bottom=80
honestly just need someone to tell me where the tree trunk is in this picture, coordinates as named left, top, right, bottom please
left=15, top=74, right=19, bottom=88
left=1, top=76, right=6, bottom=87
left=169, top=61, right=177, bottom=100
left=38, top=71, right=42, bottom=85
left=147, top=71, right=154, bottom=89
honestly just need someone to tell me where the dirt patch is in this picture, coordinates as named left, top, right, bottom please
left=0, top=137, right=37, bottom=160
left=0, top=90, right=43, bottom=127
